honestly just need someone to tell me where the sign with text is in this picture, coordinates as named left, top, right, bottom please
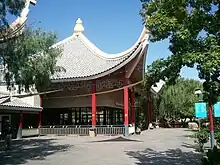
left=195, top=102, right=207, bottom=118
left=214, top=102, right=220, bottom=117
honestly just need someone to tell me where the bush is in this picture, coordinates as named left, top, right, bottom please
left=215, top=132, right=220, bottom=145
left=202, top=146, right=220, bottom=165
left=194, top=129, right=209, bottom=152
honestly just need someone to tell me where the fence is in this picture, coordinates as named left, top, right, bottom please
left=22, top=128, right=39, bottom=137
left=96, top=125, right=125, bottom=135
left=39, top=125, right=125, bottom=136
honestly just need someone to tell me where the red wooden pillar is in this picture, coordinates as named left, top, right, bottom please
left=124, top=78, right=129, bottom=136
left=17, top=111, right=23, bottom=139
left=38, top=111, right=42, bottom=128
left=208, top=101, right=215, bottom=149
left=131, top=91, right=135, bottom=125
left=92, top=80, right=96, bottom=127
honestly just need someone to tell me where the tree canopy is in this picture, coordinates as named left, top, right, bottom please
left=0, top=0, right=25, bottom=28
left=0, top=27, right=61, bottom=92
left=158, top=78, right=202, bottom=120
left=0, top=1, right=61, bottom=93
left=140, top=0, right=220, bottom=104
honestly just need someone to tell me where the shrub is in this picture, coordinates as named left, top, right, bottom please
left=202, top=146, right=220, bottom=165
left=215, top=132, right=220, bottom=145
left=194, top=129, right=209, bottom=152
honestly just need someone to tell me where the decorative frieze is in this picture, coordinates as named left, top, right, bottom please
left=96, top=79, right=124, bottom=92
left=49, top=79, right=124, bottom=92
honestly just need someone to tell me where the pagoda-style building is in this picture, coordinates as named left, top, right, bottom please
left=39, top=18, right=150, bottom=136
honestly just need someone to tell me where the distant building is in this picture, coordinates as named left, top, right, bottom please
left=0, top=82, right=41, bottom=139
left=151, top=80, right=165, bottom=94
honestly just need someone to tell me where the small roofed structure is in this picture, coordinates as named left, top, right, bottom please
left=151, top=80, right=165, bottom=95
left=39, top=18, right=150, bottom=136
left=0, top=89, right=42, bottom=139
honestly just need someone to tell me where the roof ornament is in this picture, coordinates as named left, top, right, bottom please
left=73, top=18, right=84, bottom=34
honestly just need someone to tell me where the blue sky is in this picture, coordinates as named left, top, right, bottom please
left=25, top=0, right=198, bottom=79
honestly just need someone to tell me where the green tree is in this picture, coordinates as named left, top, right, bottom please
left=140, top=0, right=219, bottom=148
left=0, top=27, right=62, bottom=92
left=0, top=1, right=60, bottom=92
left=158, top=78, right=202, bottom=124
left=140, top=0, right=220, bottom=105
left=0, top=0, right=25, bottom=28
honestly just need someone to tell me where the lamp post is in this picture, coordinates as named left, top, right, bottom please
left=194, top=88, right=202, bottom=131
left=194, top=88, right=202, bottom=99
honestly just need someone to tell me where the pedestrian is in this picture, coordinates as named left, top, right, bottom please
left=2, top=120, right=12, bottom=150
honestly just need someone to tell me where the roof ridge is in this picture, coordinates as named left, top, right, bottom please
left=52, top=35, right=73, bottom=48
left=76, top=27, right=148, bottom=60
left=0, top=97, right=10, bottom=104
left=75, top=35, right=125, bottom=61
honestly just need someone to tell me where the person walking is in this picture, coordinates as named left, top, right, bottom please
left=2, top=120, right=12, bottom=150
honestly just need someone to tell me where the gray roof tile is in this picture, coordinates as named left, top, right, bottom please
left=52, top=36, right=139, bottom=80
left=0, top=97, right=9, bottom=104
left=0, top=91, right=41, bottom=110
left=0, top=98, right=41, bottom=109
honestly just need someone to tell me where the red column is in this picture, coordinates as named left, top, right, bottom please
left=208, top=102, right=214, bottom=149
left=19, top=111, right=23, bottom=129
left=38, top=111, right=42, bottom=128
left=124, top=88, right=129, bottom=125
left=131, top=91, right=135, bottom=125
left=92, top=80, right=96, bottom=127
left=124, top=78, right=129, bottom=136
left=17, top=111, right=23, bottom=139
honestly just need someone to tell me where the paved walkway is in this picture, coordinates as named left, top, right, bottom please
left=0, top=128, right=201, bottom=165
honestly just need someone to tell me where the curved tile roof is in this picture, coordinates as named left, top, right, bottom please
left=51, top=19, right=150, bottom=82
left=0, top=98, right=41, bottom=109
left=53, top=37, right=128, bottom=79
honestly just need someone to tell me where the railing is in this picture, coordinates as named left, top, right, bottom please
left=22, top=128, right=39, bottom=137
left=96, top=125, right=125, bottom=135
left=39, top=125, right=125, bottom=136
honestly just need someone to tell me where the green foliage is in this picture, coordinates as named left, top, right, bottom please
left=215, top=132, right=220, bottom=144
left=159, top=78, right=202, bottom=120
left=140, top=0, right=220, bottom=105
left=194, top=129, right=209, bottom=152
left=0, top=0, right=25, bottom=28
left=0, top=27, right=62, bottom=92
left=202, top=146, right=220, bottom=165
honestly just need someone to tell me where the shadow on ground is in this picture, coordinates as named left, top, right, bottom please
left=0, top=138, right=72, bottom=165
left=182, top=142, right=199, bottom=151
left=182, top=142, right=211, bottom=152
left=91, top=136, right=142, bottom=143
left=126, top=148, right=202, bottom=165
